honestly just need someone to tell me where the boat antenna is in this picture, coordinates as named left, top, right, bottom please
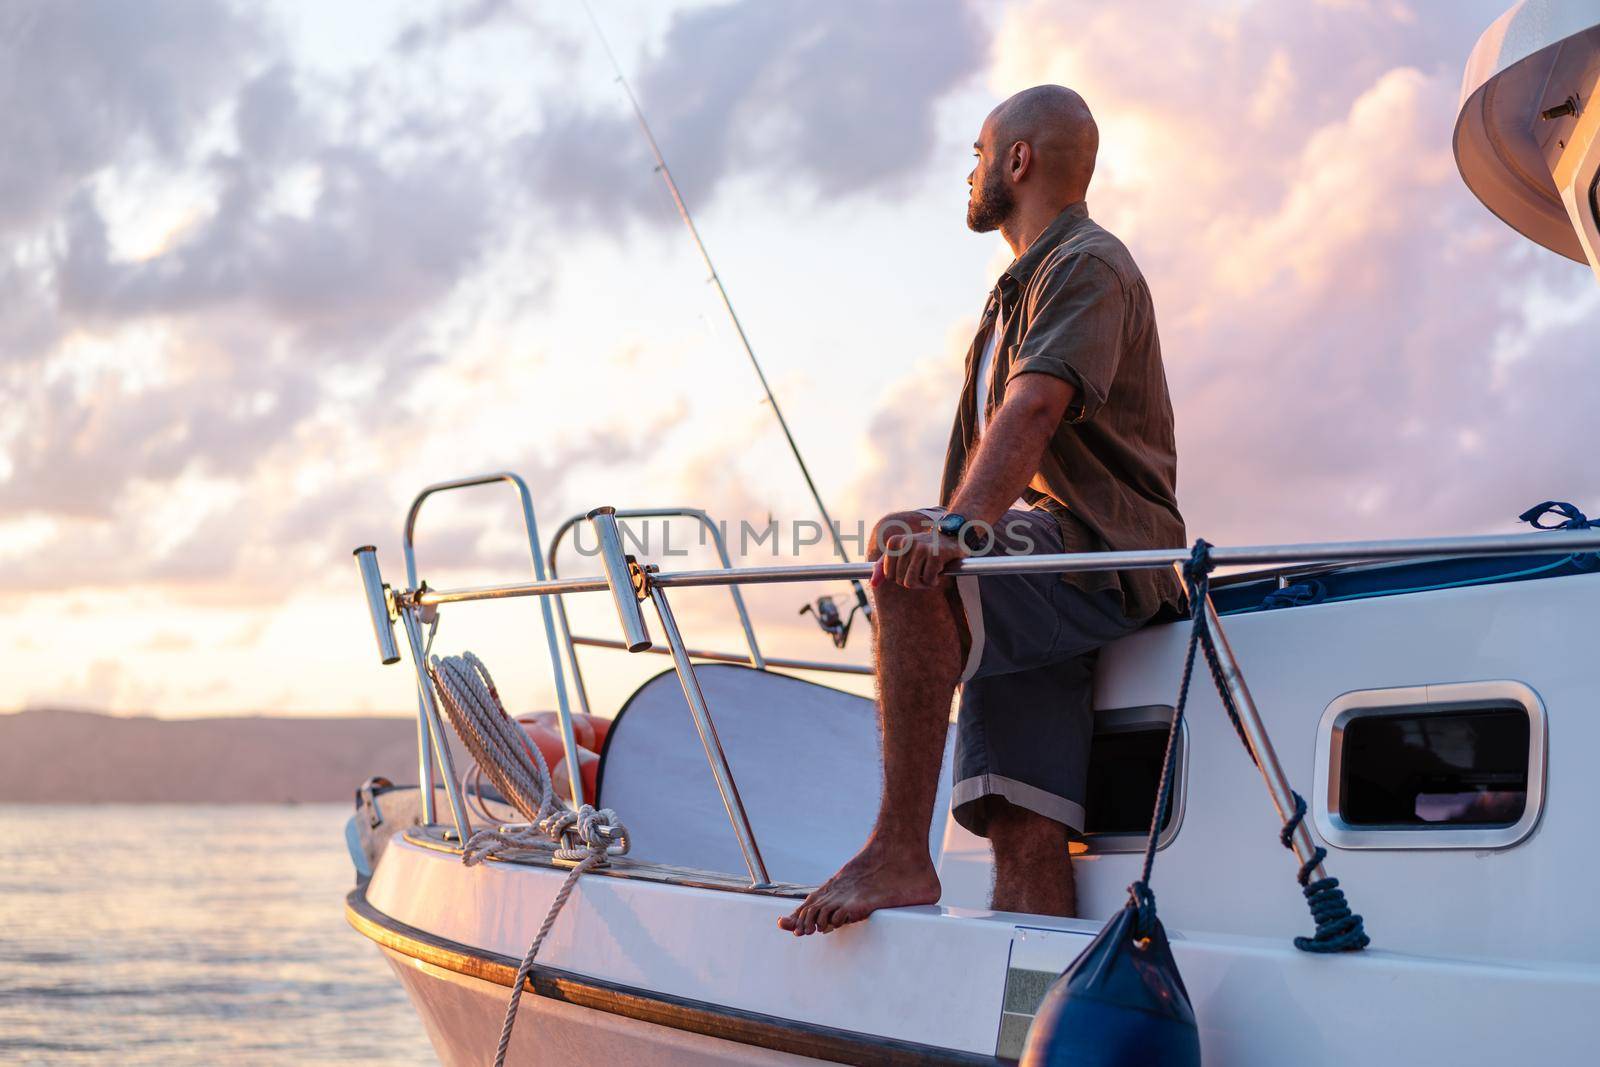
left=577, top=0, right=873, bottom=631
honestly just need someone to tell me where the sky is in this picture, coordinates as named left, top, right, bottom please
left=4, top=0, right=1597, bottom=720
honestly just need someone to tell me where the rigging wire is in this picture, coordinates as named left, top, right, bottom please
left=577, top=0, right=873, bottom=629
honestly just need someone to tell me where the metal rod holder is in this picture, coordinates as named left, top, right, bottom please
left=1180, top=563, right=1326, bottom=882
left=354, top=546, right=400, bottom=665
left=547, top=508, right=770, bottom=720
left=588, top=506, right=652, bottom=652
left=648, top=584, right=770, bottom=886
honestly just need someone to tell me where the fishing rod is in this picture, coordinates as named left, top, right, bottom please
left=577, top=0, right=874, bottom=635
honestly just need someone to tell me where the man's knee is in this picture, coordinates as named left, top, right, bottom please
left=868, top=509, right=935, bottom=560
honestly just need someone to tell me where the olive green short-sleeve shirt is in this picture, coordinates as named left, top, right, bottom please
left=939, top=202, right=1187, bottom=622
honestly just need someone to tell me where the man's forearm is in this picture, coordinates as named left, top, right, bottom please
left=947, top=373, right=1075, bottom=525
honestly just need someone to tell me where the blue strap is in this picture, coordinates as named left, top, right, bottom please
left=1517, top=500, right=1600, bottom=571
left=1518, top=500, right=1595, bottom=530
left=1260, top=580, right=1326, bottom=610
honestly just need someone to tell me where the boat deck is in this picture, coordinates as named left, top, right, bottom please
left=405, top=825, right=814, bottom=898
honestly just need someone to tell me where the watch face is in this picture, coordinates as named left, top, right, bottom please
left=937, top=513, right=964, bottom=539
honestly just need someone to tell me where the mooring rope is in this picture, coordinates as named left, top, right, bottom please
left=1127, top=563, right=1203, bottom=938
left=1129, top=541, right=1369, bottom=953
left=428, top=652, right=629, bottom=1067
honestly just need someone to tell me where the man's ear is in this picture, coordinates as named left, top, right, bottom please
left=1010, top=141, right=1032, bottom=183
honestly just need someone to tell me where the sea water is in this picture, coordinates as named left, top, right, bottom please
left=0, top=804, right=435, bottom=1065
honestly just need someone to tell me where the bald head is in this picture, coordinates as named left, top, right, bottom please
left=966, top=85, right=1098, bottom=238
left=991, top=85, right=1098, bottom=195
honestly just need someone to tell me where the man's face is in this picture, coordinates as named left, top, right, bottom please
left=966, top=117, right=1014, bottom=233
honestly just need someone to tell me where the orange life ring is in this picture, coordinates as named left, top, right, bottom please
left=551, top=748, right=600, bottom=803
left=523, top=711, right=612, bottom=753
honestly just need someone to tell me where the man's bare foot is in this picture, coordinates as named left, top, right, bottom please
left=778, top=842, right=940, bottom=936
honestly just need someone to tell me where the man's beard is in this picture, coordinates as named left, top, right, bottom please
left=966, top=169, right=1014, bottom=233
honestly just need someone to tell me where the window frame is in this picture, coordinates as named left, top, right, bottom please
left=1313, top=680, right=1547, bottom=851
left=1589, top=164, right=1599, bottom=243
left=1079, top=704, right=1188, bottom=855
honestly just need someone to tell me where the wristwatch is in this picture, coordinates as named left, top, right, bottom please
left=935, top=512, right=984, bottom=553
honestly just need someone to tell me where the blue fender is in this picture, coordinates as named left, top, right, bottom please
left=1021, top=904, right=1201, bottom=1067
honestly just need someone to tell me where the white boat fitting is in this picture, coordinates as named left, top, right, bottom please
left=343, top=3, right=1600, bottom=1064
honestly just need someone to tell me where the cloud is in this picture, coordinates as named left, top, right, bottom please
left=0, top=1, right=257, bottom=235
left=142, top=631, right=196, bottom=653
left=0, top=248, right=61, bottom=369
left=392, top=0, right=528, bottom=53
left=0, top=0, right=257, bottom=375
left=2, top=6, right=507, bottom=540
left=57, top=76, right=495, bottom=338
left=0, top=360, right=319, bottom=518
left=520, top=0, right=988, bottom=224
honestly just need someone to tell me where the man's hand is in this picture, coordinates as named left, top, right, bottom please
left=873, top=529, right=967, bottom=590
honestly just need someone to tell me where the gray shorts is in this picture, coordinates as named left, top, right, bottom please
left=919, top=507, right=1143, bottom=838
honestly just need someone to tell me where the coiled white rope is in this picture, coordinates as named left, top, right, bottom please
left=462, top=713, right=555, bottom=827
left=428, top=652, right=629, bottom=1067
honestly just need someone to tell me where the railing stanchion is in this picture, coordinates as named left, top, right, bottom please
left=647, top=583, right=772, bottom=887
left=415, top=711, right=437, bottom=826
left=549, top=593, right=594, bottom=718
left=507, top=476, right=586, bottom=809
left=399, top=607, right=472, bottom=845
left=1179, top=563, right=1326, bottom=882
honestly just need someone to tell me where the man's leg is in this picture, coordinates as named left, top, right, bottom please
left=986, top=798, right=1076, bottom=917
left=949, top=567, right=1122, bottom=921
left=780, top=511, right=962, bottom=936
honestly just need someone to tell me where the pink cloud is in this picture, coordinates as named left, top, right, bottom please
left=848, top=0, right=1600, bottom=548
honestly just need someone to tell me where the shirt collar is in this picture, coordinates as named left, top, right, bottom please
left=995, top=200, right=1090, bottom=302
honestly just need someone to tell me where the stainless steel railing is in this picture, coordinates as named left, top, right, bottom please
left=359, top=487, right=1600, bottom=888
left=566, top=634, right=873, bottom=676
left=413, top=529, right=1600, bottom=604
left=399, top=473, right=587, bottom=838
left=546, top=508, right=779, bottom=719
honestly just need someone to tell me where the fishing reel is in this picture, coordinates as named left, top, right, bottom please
left=799, top=593, right=863, bottom=650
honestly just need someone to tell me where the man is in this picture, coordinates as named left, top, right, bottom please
left=780, top=85, right=1185, bottom=936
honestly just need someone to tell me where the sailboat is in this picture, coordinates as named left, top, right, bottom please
left=342, top=3, right=1600, bottom=1062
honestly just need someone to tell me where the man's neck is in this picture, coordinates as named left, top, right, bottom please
left=1000, top=196, right=1083, bottom=258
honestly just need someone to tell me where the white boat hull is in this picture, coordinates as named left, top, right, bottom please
left=377, top=947, right=818, bottom=1066
left=349, top=529, right=1600, bottom=1064
left=351, top=822, right=1600, bottom=1065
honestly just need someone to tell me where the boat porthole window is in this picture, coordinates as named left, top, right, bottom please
left=1078, top=705, right=1186, bottom=855
left=1313, top=681, right=1546, bottom=850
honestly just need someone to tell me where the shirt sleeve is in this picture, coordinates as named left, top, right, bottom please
left=1005, top=252, right=1125, bottom=424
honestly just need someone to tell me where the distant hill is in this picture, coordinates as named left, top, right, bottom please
left=0, top=709, right=435, bottom=803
